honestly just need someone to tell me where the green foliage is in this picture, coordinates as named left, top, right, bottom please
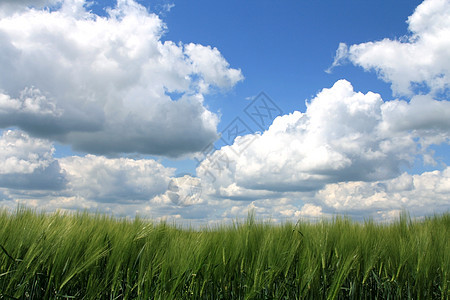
left=0, top=207, right=448, bottom=299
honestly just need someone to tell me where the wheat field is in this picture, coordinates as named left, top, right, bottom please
left=0, top=207, right=448, bottom=299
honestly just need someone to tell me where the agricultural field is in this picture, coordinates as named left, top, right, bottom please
left=0, top=208, right=448, bottom=299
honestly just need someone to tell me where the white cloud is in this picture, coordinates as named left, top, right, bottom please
left=165, top=174, right=203, bottom=206
left=198, top=80, right=423, bottom=196
left=0, top=129, right=176, bottom=213
left=0, top=130, right=54, bottom=174
left=278, top=203, right=324, bottom=219
left=330, top=0, right=450, bottom=96
left=184, top=43, right=244, bottom=93
left=325, top=43, right=348, bottom=74
left=0, top=128, right=220, bottom=222
left=193, top=79, right=449, bottom=221
left=196, top=167, right=449, bottom=223
left=215, top=197, right=327, bottom=224
left=59, top=155, right=174, bottom=203
left=0, top=130, right=66, bottom=190
left=0, top=129, right=206, bottom=218
left=315, top=168, right=450, bottom=217
left=0, top=0, right=243, bottom=157
left=380, top=95, right=450, bottom=133
left=163, top=3, right=175, bottom=13
left=295, top=204, right=323, bottom=218
left=1, top=0, right=448, bottom=224
left=1, top=75, right=449, bottom=223
left=379, top=94, right=450, bottom=160
left=0, top=128, right=448, bottom=223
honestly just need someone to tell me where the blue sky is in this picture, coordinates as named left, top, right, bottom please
left=0, top=0, right=449, bottom=223
left=156, top=0, right=426, bottom=174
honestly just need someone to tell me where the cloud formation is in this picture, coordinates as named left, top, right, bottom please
left=0, top=130, right=66, bottom=190
left=0, top=0, right=448, bottom=224
left=59, top=155, right=174, bottom=203
left=206, top=165, right=450, bottom=223
left=0, top=0, right=243, bottom=157
left=198, top=80, right=447, bottom=195
left=0, top=129, right=178, bottom=214
left=329, top=0, right=450, bottom=96
left=195, top=79, right=449, bottom=220
left=315, top=168, right=450, bottom=217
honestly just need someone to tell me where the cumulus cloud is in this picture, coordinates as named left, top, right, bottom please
left=214, top=197, right=327, bottom=224
left=0, top=129, right=177, bottom=213
left=165, top=174, right=203, bottom=206
left=329, top=0, right=450, bottom=96
left=1, top=0, right=448, bottom=224
left=0, top=130, right=66, bottom=190
left=0, top=0, right=243, bottom=157
left=184, top=43, right=244, bottom=93
left=209, top=166, right=449, bottom=223
left=380, top=94, right=450, bottom=160
left=59, top=155, right=174, bottom=203
left=277, top=203, right=324, bottom=220
left=0, top=129, right=207, bottom=218
left=0, top=127, right=447, bottom=223
left=315, top=167, right=450, bottom=217
left=2, top=76, right=448, bottom=223
left=196, top=80, right=450, bottom=219
left=198, top=80, right=420, bottom=195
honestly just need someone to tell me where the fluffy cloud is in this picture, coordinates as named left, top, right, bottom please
left=59, top=155, right=174, bottom=203
left=380, top=94, right=450, bottom=161
left=226, top=200, right=324, bottom=221
left=1, top=76, right=448, bottom=223
left=0, top=130, right=66, bottom=190
left=198, top=80, right=420, bottom=195
left=0, top=130, right=54, bottom=175
left=184, top=44, right=244, bottom=93
left=329, top=0, right=450, bottom=96
left=211, top=166, right=450, bottom=223
left=165, top=174, right=203, bottom=206
left=315, top=168, right=450, bottom=217
left=0, top=129, right=208, bottom=219
left=1, top=0, right=448, bottom=224
left=196, top=80, right=449, bottom=219
left=0, top=0, right=243, bottom=157
left=0, top=129, right=177, bottom=212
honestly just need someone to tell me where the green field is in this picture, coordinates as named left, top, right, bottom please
left=0, top=208, right=448, bottom=299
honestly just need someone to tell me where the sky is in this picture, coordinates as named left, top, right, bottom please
left=0, top=0, right=449, bottom=224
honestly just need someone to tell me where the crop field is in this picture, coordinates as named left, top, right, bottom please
left=0, top=208, right=448, bottom=299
